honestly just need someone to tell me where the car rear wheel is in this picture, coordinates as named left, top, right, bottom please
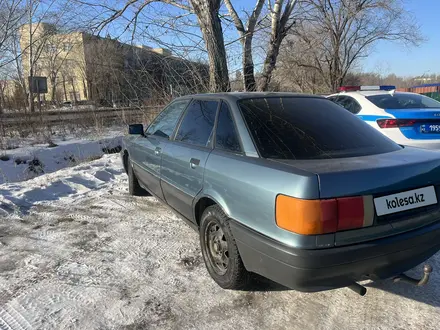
left=127, top=158, right=147, bottom=196
left=200, top=205, right=250, bottom=289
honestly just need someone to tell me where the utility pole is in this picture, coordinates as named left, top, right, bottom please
left=28, top=0, right=34, bottom=113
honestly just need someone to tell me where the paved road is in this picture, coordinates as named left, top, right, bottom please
left=0, top=155, right=439, bottom=329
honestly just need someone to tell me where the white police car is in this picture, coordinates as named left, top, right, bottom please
left=328, top=85, right=440, bottom=149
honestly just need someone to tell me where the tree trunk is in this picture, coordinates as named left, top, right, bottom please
left=190, top=0, right=230, bottom=92
left=28, top=1, right=34, bottom=113
left=62, top=76, right=68, bottom=101
left=71, top=78, right=77, bottom=103
left=224, top=0, right=264, bottom=92
left=329, top=68, right=343, bottom=93
left=242, top=38, right=257, bottom=92
left=259, top=36, right=283, bottom=91
left=0, top=91, right=3, bottom=114
left=82, top=79, right=88, bottom=99
left=51, top=76, right=57, bottom=101
left=259, top=0, right=297, bottom=91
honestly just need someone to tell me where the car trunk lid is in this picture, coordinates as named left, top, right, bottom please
left=275, top=147, right=440, bottom=198
left=272, top=147, right=440, bottom=246
left=384, top=108, right=440, bottom=139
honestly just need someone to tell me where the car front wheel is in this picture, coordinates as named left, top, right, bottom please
left=200, top=205, right=250, bottom=289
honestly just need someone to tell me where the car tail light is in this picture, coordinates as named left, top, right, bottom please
left=376, top=119, right=416, bottom=128
left=275, top=195, right=374, bottom=235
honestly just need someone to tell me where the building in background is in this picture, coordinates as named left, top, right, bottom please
left=20, top=23, right=208, bottom=106
left=0, top=80, right=17, bottom=112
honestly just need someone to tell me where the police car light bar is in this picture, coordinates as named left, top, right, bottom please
left=338, top=85, right=396, bottom=92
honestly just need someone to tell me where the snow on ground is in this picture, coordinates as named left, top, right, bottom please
left=0, top=154, right=440, bottom=330
left=0, top=132, right=123, bottom=184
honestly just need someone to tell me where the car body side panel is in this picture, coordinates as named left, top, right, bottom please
left=201, top=149, right=331, bottom=249
left=160, top=142, right=212, bottom=222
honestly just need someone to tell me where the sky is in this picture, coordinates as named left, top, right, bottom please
left=232, top=0, right=440, bottom=77
left=225, top=0, right=440, bottom=77
left=361, top=0, right=440, bottom=77
left=60, top=0, right=439, bottom=78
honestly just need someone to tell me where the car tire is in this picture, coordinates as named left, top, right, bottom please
left=200, top=205, right=250, bottom=289
left=127, top=158, right=146, bottom=196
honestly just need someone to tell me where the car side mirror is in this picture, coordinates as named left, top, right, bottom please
left=128, top=124, right=144, bottom=135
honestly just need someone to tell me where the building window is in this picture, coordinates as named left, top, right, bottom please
left=64, top=43, right=73, bottom=52
left=46, top=44, right=57, bottom=53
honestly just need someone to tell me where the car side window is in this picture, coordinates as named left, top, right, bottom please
left=215, top=102, right=241, bottom=153
left=175, top=100, right=218, bottom=147
left=336, top=96, right=362, bottom=114
left=146, top=100, right=189, bottom=138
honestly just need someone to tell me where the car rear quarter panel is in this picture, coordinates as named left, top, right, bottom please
left=200, top=149, right=333, bottom=248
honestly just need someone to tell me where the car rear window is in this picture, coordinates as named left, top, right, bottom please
left=238, top=97, right=401, bottom=160
left=366, top=93, right=440, bottom=109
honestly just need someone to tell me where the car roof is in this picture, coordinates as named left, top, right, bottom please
left=174, top=92, right=324, bottom=102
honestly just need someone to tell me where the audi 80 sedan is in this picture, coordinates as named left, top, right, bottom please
left=121, top=93, right=440, bottom=293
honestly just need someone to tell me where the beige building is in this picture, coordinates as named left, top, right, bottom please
left=20, top=23, right=208, bottom=105
left=0, top=80, right=17, bottom=111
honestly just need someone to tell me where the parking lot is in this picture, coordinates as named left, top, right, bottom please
left=0, top=155, right=439, bottom=330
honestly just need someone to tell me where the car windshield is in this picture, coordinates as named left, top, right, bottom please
left=366, top=93, right=440, bottom=109
left=238, top=97, right=401, bottom=160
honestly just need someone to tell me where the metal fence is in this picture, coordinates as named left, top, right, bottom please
left=0, top=106, right=162, bottom=136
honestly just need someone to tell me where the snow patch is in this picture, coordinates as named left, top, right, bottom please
left=93, top=170, right=115, bottom=182
left=0, top=136, right=123, bottom=184
left=0, top=154, right=125, bottom=215
left=1, top=154, right=440, bottom=329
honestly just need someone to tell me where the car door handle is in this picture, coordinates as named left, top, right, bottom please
left=154, top=147, right=161, bottom=155
left=190, top=158, right=200, bottom=169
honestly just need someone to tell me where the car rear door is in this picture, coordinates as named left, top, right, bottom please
left=160, top=99, right=219, bottom=221
left=130, top=99, right=190, bottom=200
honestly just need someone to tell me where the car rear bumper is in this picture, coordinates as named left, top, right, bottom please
left=230, top=220, right=440, bottom=292
left=378, top=128, right=440, bottom=150
left=383, top=131, right=440, bottom=149
left=401, top=140, right=440, bottom=150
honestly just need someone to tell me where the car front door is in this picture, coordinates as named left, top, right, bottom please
left=160, top=99, right=219, bottom=221
left=130, top=99, right=190, bottom=200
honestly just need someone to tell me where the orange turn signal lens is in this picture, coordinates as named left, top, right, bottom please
left=275, top=195, right=338, bottom=235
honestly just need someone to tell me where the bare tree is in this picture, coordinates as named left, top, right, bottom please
left=14, top=0, right=82, bottom=111
left=289, top=0, right=422, bottom=92
left=224, top=0, right=265, bottom=91
left=76, top=0, right=230, bottom=92
left=0, top=0, right=26, bottom=69
left=0, top=79, right=6, bottom=113
left=259, top=0, right=298, bottom=91
left=189, top=0, right=230, bottom=92
left=39, top=33, right=80, bottom=102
